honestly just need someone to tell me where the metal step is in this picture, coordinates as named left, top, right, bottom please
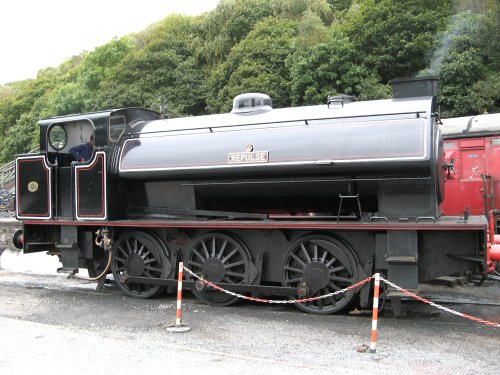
left=385, top=255, right=418, bottom=264
left=55, top=243, right=77, bottom=250
left=57, top=267, right=78, bottom=275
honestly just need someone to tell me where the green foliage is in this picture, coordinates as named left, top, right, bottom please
left=0, top=113, right=40, bottom=161
left=200, top=0, right=273, bottom=65
left=0, top=76, right=57, bottom=161
left=96, top=15, right=206, bottom=116
left=327, top=0, right=355, bottom=13
left=294, top=9, right=329, bottom=49
left=272, top=0, right=334, bottom=24
left=206, top=17, right=297, bottom=113
left=423, top=10, right=500, bottom=116
left=345, top=0, right=454, bottom=81
left=79, top=37, right=135, bottom=91
left=288, top=26, right=390, bottom=105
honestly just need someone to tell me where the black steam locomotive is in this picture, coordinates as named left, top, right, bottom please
left=14, top=77, right=493, bottom=314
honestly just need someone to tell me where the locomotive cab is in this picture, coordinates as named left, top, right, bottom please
left=16, top=108, right=160, bottom=222
left=46, top=120, right=95, bottom=167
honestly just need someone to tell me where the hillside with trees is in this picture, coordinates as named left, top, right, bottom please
left=0, top=0, right=498, bottom=162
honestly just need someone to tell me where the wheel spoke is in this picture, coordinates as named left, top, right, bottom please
left=143, top=257, right=157, bottom=265
left=329, top=265, right=346, bottom=274
left=328, top=282, right=342, bottom=291
left=325, top=257, right=337, bottom=267
left=313, top=244, right=318, bottom=261
left=125, top=239, right=133, bottom=253
left=137, top=244, right=145, bottom=255
left=114, top=256, right=127, bottom=264
left=286, top=277, right=302, bottom=285
left=145, top=265, right=162, bottom=273
left=192, top=249, right=205, bottom=262
left=118, top=245, right=129, bottom=258
left=285, top=265, right=304, bottom=274
left=300, top=244, right=311, bottom=262
left=201, top=241, right=210, bottom=258
left=330, top=276, right=353, bottom=284
left=224, top=261, right=244, bottom=269
left=188, top=260, right=203, bottom=269
left=141, top=250, right=152, bottom=260
left=217, top=240, right=228, bottom=259
left=221, top=249, right=238, bottom=263
left=211, top=237, right=216, bottom=257
left=290, top=253, right=306, bottom=267
left=226, top=271, right=245, bottom=279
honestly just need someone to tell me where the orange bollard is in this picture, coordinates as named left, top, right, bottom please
left=370, top=273, right=380, bottom=353
left=166, top=262, right=191, bottom=333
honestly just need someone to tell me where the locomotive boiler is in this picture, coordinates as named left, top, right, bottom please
left=15, top=76, right=496, bottom=314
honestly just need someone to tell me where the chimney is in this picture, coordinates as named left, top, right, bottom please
left=389, top=76, right=438, bottom=99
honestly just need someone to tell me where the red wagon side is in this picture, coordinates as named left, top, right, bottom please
left=441, top=113, right=500, bottom=231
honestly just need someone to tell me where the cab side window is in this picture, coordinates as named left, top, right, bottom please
left=109, top=116, right=126, bottom=142
left=48, top=125, right=67, bottom=151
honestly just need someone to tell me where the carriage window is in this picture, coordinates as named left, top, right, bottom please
left=48, top=125, right=67, bottom=150
left=491, top=138, right=500, bottom=146
left=109, top=116, right=126, bottom=142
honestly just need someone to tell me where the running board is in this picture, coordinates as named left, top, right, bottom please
left=447, top=254, right=485, bottom=263
left=128, top=206, right=268, bottom=220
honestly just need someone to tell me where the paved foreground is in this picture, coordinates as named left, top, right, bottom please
left=0, top=254, right=499, bottom=374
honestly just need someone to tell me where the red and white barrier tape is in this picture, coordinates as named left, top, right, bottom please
left=182, top=265, right=373, bottom=304
left=181, top=265, right=500, bottom=328
left=380, top=276, right=500, bottom=329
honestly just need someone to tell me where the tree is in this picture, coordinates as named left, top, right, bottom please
left=423, top=10, right=500, bottom=116
left=344, top=0, right=454, bottom=82
left=272, top=0, right=334, bottom=24
left=0, top=112, right=40, bottom=161
left=97, top=15, right=206, bottom=116
left=288, top=26, right=389, bottom=105
left=206, top=17, right=297, bottom=113
left=294, top=8, right=329, bottom=50
left=0, top=76, right=57, bottom=162
left=199, top=0, right=273, bottom=66
left=82, top=38, right=134, bottom=87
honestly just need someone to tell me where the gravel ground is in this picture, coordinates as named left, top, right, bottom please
left=0, top=249, right=499, bottom=374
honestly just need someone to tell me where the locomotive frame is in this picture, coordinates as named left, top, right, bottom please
left=14, top=77, right=495, bottom=314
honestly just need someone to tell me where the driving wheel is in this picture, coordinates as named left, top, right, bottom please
left=282, top=235, right=359, bottom=314
left=111, top=231, right=172, bottom=298
left=184, top=232, right=251, bottom=306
